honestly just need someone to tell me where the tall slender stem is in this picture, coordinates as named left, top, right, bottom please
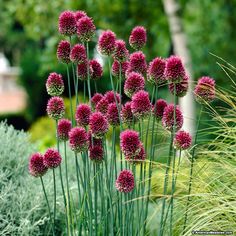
left=66, top=65, right=74, bottom=126
left=52, top=168, right=56, bottom=235
left=86, top=42, right=92, bottom=107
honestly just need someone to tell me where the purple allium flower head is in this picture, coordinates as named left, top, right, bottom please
left=77, top=16, right=96, bottom=42
left=90, top=59, right=103, bottom=80
left=69, top=127, right=89, bottom=152
left=98, top=30, right=116, bottom=56
left=131, top=90, right=151, bottom=119
left=89, top=145, right=104, bottom=163
left=74, top=10, right=87, bottom=21
left=46, top=72, right=64, bottom=96
left=128, top=51, right=147, bottom=76
left=104, top=91, right=121, bottom=104
left=116, top=170, right=135, bottom=193
left=147, top=57, right=166, bottom=85
left=107, top=103, right=119, bottom=126
left=75, top=104, right=91, bottom=127
left=89, top=112, right=109, bottom=138
left=121, top=102, right=135, bottom=125
left=164, top=55, right=186, bottom=83
left=124, top=72, right=145, bottom=98
left=174, top=130, right=192, bottom=150
left=57, top=40, right=71, bottom=64
left=194, top=76, right=215, bottom=103
left=129, top=26, right=147, bottom=50
left=70, top=44, right=86, bottom=64
left=113, top=39, right=129, bottom=62
left=29, top=153, right=48, bottom=177
left=43, top=148, right=62, bottom=169
left=125, top=144, right=146, bottom=164
left=112, top=60, right=129, bottom=78
left=96, top=97, right=109, bottom=115
left=57, top=118, right=72, bottom=141
left=153, top=99, right=168, bottom=120
left=47, top=96, right=65, bottom=120
left=169, top=74, right=189, bottom=97
left=91, top=93, right=104, bottom=108
left=77, top=61, right=89, bottom=80
left=58, top=10, right=77, bottom=36
left=120, top=129, right=141, bottom=157
left=162, top=104, right=183, bottom=131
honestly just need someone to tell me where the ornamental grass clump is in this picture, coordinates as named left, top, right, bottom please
left=28, top=9, right=217, bottom=236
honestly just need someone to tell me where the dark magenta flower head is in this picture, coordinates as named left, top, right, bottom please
left=116, top=170, right=135, bottom=193
left=112, top=60, right=129, bottom=78
left=43, top=148, right=62, bottom=169
left=153, top=99, right=168, bottom=120
left=125, top=144, right=146, bottom=164
left=169, top=74, right=189, bottom=97
left=75, top=104, right=91, bottom=126
left=70, top=44, right=86, bottom=64
left=89, top=112, right=109, bottom=138
left=89, top=145, right=104, bottom=163
left=104, top=90, right=121, bottom=104
left=77, top=61, right=88, bottom=80
left=121, top=102, right=135, bottom=125
left=90, top=59, right=103, bottom=80
left=162, top=104, right=183, bottom=131
left=174, top=130, right=192, bottom=150
left=164, top=55, right=186, bottom=83
left=69, top=127, right=89, bottom=152
left=98, top=30, right=116, bottom=56
left=194, top=76, right=215, bottom=103
left=74, top=10, right=87, bottom=21
left=57, top=118, right=72, bottom=141
left=128, top=51, right=147, bottom=76
left=47, top=96, right=65, bottom=120
left=124, top=72, right=145, bottom=98
left=91, top=93, right=104, bottom=108
left=113, top=39, right=129, bottom=62
left=95, top=97, right=109, bottom=115
left=77, top=16, right=96, bottom=42
left=120, top=129, right=141, bottom=157
left=57, top=40, right=71, bottom=64
left=129, top=26, right=147, bottom=50
left=29, top=153, right=48, bottom=177
left=147, top=57, right=166, bottom=85
left=46, top=72, right=64, bottom=96
left=131, top=90, right=151, bottom=119
left=107, top=103, right=119, bottom=126
left=58, top=10, right=77, bottom=36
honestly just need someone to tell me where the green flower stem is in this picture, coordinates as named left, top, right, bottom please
left=86, top=42, right=92, bottom=107
left=69, top=36, right=76, bottom=94
left=52, top=168, right=56, bottom=235
left=75, top=62, right=79, bottom=107
left=83, top=80, right=86, bottom=103
left=66, top=65, right=74, bottom=127
left=93, top=163, right=98, bottom=236
left=40, top=177, right=55, bottom=236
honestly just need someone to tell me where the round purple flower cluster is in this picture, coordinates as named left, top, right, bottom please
left=29, top=153, right=48, bottom=177
left=69, top=127, right=89, bottom=152
left=121, top=102, right=134, bottom=126
left=128, top=51, right=147, bottom=76
left=129, top=26, right=147, bottom=50
left=57, top=40, right=71, bottom=64
left=43, top=148, right=62, bottom=169
left=57, top=118, right=72, bottom=141
left=58, top=11, right=77, bottom=36
left=47, top=96, right=65, bottom=120
left=112, top=61, right=129, bottom=78
left=116, top=170, right=135, bottom=193
left=113, top=39, right=129, bottom=62
left=174, top=130, right=192, bottom=150
left=46, top=72, right=64, bottom=96
left=153, top=99, right=168, bottom=120
left=77, top=16, right=96, bottom=42
left=75, top=104, right=91, bottom=127
left=90, top=59, right=103, bottom=80
left=70, top=44, right=87, bottom=64
left=169, top=74, right=189, bottom=97
left=107, top=103, right=119, bottom=126
left=98, top=30, right=116, bottom=56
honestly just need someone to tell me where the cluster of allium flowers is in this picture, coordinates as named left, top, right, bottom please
left=70, top=44, right=86, bottom=64
left=47, top=96, right=65, bottom=120
left=75, top=104, right=91, bottom=126
left=124, top=72, right=145, bottom=98
left=112, top=60, right=129, bottom=78
left=129, top=26, right=147, bottom=50
left=104, top=91, right=121, bottom=104
left=164, top=55, right=186, bottom=83
left=121, top=102, right=135, bottom=125
left=194, top=76, right=215, bottom=103
left=113, top=40, right=129, bottom=62
left=128, top=51, right=147, bottom=76
left=91, top=93, right=103, bottom=108
left=169, top=74, right=189, bottom=97
left=98, top=30, right=116, bottom=56
left=57, top=40, right=71, bottom=64
left=96, top=97, right=109, bottom=114
left=153, top=99, right=168, bottom=120
left=147, top=57, right=166, bottom=85
left=77, top=16, right=96, bottom=42
left=90, top=59, right=103, bottom=80
left=89, top=112, right=109, bottom=138
left=107, top=103, right=119, bottom=126
left=74, top=10, right=87, bottom=21
left=125, top=144, right=146, bottom=163
left=89, top=145, right=104, bottom=163
left=120, top=130, right=141, bottom=157
left=131, top=90, right=151, bottom=119
left=162, top=104, right=183, bottom=131
left=77, top=61, right=88, bottom=80
left=46, top=72, right=64, bottom=96
left=174, top=130, right=192, bottom=150
left=57, top=119, right=72, bottom=141
left=43, top=148, right=62, bottom=169
left=69, top=127, right=89, bottom=152
left=58, top=10, right=77, bottom=36
left=29, top=153, right=48, bottom=177
left=116, top=170, right=135, bottom=193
